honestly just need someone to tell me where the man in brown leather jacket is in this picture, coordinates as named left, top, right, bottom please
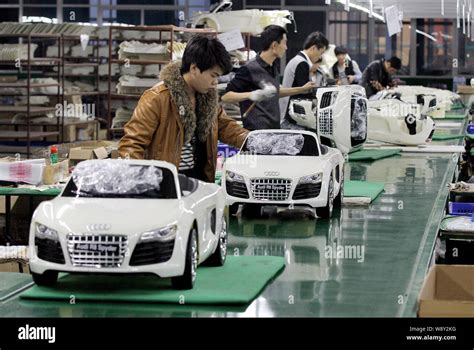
left=119, top=35, right=249, bottom=183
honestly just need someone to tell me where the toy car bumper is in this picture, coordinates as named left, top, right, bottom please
left=29, top=230, right=189, bottom=278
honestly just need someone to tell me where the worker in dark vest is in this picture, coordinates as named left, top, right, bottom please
left=222, top=25, right=314, bottom=131
left=280, top=31, right=329, bottom=129
left=330, top=46, right=362, bottom=85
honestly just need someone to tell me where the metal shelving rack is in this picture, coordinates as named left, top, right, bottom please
left=106, top=25, right=216, bottom=139
left=60, top=34, right=102, bottom=141
left=0, top=33, right=61, bottom=157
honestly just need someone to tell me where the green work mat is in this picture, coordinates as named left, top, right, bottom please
left=349, top=149, right=401, bottom=161
left=431, top=132, right=465, bottom=141
left=450, top=103, right=465, bottom=110
left=20, top=256, right=285, bottom=305
left=433, top=113, right=466, bottom=120
left=344, top=181, right=385, bottom=201
left=0, top=272, right=34, bottom=301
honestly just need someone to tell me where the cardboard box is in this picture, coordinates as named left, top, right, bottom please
left=42, top=159, right=69, bottom=185
left=418, top=265, right=474, bottom=317
left=68, top=146, right=108, bottom=166
left=0, top=261, right=30, bottom=273
left=457, top=85, right=474, bottom=94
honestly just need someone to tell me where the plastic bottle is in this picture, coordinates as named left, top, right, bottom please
left=50, top=145, right=58, bottom=164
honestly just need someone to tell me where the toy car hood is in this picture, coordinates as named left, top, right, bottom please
left=225, top=154, right=327, bottom=179
left=33, top=197, right=182, bottom=234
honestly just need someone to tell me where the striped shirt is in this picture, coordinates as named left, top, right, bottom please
left=179, top=136, right=195, bottom=171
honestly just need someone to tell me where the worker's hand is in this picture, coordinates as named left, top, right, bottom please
left=302, top=81, right=316, bottom=91
left=249, top=84, right=277, bottom=102
left=348, top=75, right=356, bottom=84
left=371, top=80, right=384, bottom=91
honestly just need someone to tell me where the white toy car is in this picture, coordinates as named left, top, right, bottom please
left=288, top=85, right=368, bottom=154
left=191, top=1, right=294, bottom=35
left=223, top=130, right=344, bottom=218
left=368, top=97, right=435, bottom=146
left=29, top=159, right=228, bottom=290
left=391, top=86, right=463, bottom=118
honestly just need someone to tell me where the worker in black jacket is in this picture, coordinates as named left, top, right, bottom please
left=359, top=56, right=401, bottom=99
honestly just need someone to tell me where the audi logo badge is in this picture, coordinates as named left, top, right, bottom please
left=264, top=171, right=280, bottom=176
left=86, top=224, right=111, bottom=231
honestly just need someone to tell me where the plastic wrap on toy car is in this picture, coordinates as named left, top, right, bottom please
left=72, top=160, right=163, bottom=195
left=246, top=133, right=304, bottom=155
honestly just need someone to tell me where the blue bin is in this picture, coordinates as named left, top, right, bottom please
left=448, top=202, right=474, bottom=216
left=217, top=142, right=239, bottom=158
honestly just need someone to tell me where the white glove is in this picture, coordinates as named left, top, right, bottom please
left=249, top=84, right=277, bottom=102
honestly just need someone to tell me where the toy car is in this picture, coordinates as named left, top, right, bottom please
left=391, top=86, right=463, bottom=118
left=368, top=97, right=435, bottom=145
left=190, top=1, right=294, bottom=35
left=29, top=159, right=227, bottom=290
left=288, top=85, right=368, bottom=154
left=222, top=129, right=344, bottom=218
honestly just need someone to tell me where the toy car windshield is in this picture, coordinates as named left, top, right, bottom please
left=241, top=133, right=319, bottom=156
left=62, top=162, right=177, bottom=199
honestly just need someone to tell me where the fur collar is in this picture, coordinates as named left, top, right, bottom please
left=160, top=61, right=218, bottom=143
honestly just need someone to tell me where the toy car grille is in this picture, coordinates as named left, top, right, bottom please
left=36, top=237, right=65, bottom=264
left=319, top=109, right=333, bottom=135
left=320, top=92, right=334, bottom=109
left=226, top=180, right=249, bottom=199
left=129, top=240, right=175, bottom=266
left=292, top=183, right=322, bottom=200
left=67, top=234, right=128, bottom=268
left=292, top=103, right=306, bottom=115
left=250, top=178, right=292, bottom=201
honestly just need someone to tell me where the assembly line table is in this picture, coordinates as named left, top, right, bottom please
left=0, top=115, right=468, bottom=317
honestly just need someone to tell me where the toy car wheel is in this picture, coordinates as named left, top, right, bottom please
left=172, top=229, right=198, bottom=290
left=228, top=203, right=240, bottom=216
left=32, top=271, right=58, bottom=287
left=334, top=172, right=343, bottom=208
left=316, top=175, right=334, bottom=219
left=203, top=215, right=228, bottom=266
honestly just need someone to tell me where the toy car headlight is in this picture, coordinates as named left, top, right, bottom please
left=299, top=173, right=323, bottom=184
left=35, top=223, right=59, bottom=241
left=140, top=225, right=177, bottom=242
left=226, top=171, right=245, bottom=183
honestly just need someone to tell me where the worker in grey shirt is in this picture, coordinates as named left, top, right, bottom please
left=222, top=25, right=314, bottom=130
left=330, top=46, right=362, bottom=85
left=279, top=31, right=329, bottom=128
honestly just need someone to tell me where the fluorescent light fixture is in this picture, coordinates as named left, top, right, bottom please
left=22, top=16, right=58, bottom=24
left=457, top=0, right=461, bottom=28
left=442, top=0, right=445, bottom=16
left=325, top=0, right=331, bottom=4
left=416, top=29, right=437, bottom=42
left=463, top=4, right=466, bottom=34
left=337, top=0, right=384, bottom=21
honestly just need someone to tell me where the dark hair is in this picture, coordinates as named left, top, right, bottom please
left=181, top=35, right=232, bottom=75
left=387, top=56, right=402, bottom=70
left=260, top=25, right=288, bottom=51
left=334, top=46, right=348, bottom=56
left=303, top=31, right=329, bottom=51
